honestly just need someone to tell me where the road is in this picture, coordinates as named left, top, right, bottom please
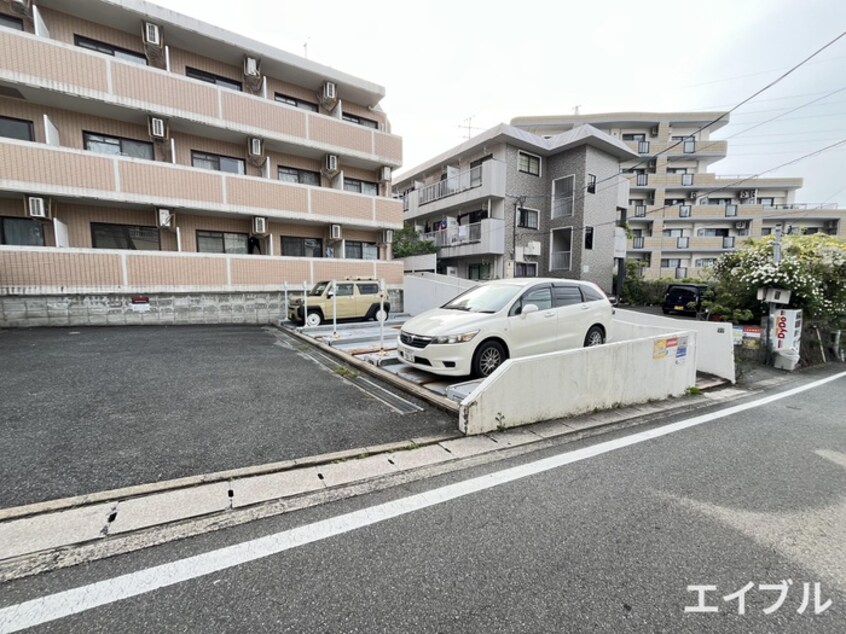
left=1, top=369, right=844, bottom=633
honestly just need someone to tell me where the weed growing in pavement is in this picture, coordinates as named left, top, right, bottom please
left=686, top=386, right=703, bottom=396
left=333, top=365, right=359, bottom=380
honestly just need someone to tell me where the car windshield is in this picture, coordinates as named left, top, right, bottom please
left=309, top=282, right=329, bottom=296
left=442, top=284, right=522, bottom=313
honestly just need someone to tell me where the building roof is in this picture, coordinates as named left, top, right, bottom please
left=33, top=0, right=387, bottom=107
left=395, top=123, right=638, bottom=185
left=511, top=111, right=730, bottom=132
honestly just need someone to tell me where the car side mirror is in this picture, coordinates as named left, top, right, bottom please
left=327, top=290, right=335, bottom=298
left=521, top=303, right=539, bottom=318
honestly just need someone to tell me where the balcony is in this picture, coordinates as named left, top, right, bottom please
left=0, top=29, right=401, bottom=165
left=634, top=204, right=647, bottom=217
left=402, top=161, right=506, bottom=220
left=420, top=218, right=505, bottom=257
left=0, top=246, right=405, bottom=294
left=632, top=236, right=645, bottom=249
left=550, top=251, right=572, bottom=271
left=0, top=138, right=402, bottom=228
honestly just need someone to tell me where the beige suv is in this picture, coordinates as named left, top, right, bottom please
left=288, top=279, right=390, bottom=326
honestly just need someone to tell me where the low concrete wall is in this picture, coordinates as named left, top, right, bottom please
left=403, top=272, right=477, bottom=316
left=614, top=309, right=735, bottom=383
left=459, top=330, right=697, bottom=435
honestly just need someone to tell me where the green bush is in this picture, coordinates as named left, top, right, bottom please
left=392, top=225, right=438, bottom=258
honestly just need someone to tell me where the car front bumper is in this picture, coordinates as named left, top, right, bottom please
left=395, top=338, right=474, bottom=377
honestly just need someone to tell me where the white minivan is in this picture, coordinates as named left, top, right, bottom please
left=397, top=278, right=613, bottom=378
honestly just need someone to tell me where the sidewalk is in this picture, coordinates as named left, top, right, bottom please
left=2, top=360, right=827, bottom=581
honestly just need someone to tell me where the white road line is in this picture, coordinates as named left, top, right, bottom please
left=2, top=370, right=844, bottom=633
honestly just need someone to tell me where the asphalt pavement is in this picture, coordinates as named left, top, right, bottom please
left=1, top=366, right=843, bottom=632
left=0, top=326, right=454, bottom=509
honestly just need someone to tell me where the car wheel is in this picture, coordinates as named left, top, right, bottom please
left=584, top=325, right=605, bottom=347
left=472, top=340, right=507, bottom=378
left=305, top=310, right=323, bottom=327
left=662, top=308, right=671, bottom=315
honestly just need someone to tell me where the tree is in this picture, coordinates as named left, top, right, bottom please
left=391, top=225, right=438, bottom=258
left=706, top=234, right=846, bottom=326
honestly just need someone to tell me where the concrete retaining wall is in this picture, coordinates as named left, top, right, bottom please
left=459, top=330, right=697, bottom=435
left=403, top=273, right=477, bottom=316
left=614, top=309, right=735, bottom=383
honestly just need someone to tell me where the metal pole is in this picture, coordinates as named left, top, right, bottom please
left=379, top=278, right=386, bottom=353
left=283, top=282, right=288, bottom=323
left=331, top=278, right=338, bottom=338
left=302, top=280, right=308, bottom=328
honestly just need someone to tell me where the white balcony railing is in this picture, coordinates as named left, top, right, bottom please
left=550, top=251, right=572, bottom=271
left=416, top=166, right=482, bottom=206
left=421, top=221, right=482, bottom=247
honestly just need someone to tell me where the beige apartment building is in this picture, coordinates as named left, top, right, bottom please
left=512, top=112, right=845, bottom=280
left=0, top=0, right=403, bottom=326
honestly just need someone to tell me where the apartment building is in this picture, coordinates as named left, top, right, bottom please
left=0, top=0, right=403, bottom=326
left=511, top=112, right=845, bottom=280
left=393, top=124, right=635, bottom=293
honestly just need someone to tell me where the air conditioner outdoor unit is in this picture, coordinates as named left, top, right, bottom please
left=148, top=116, right=168, bottom=140
left=248, top=137, right=263, bottom=157
left=325, top=154, right=339, bottom=172
left=26, top=196, right=48, bottom=219
left=739, top=190, right=756, bottom=200
left=252, top=216, right=267, bottom=235
left=330, top=224, right=342, bottom=240
left=143, top=22, right=162, bottom=47
left=735, top=220, right=749, bottom=230
left=323, top=81, right=337, bottom=100
left=157, top=208, right=174, bottom=229
left=445, top=266, right=458, bottom=277
left=380, top=166, right=392, bottom=182
left=523, top=241, right=541, bottom=256
left=688, top=191, right=699, bottom=200
left=244, top=56, right=260, bottom=77
left=10, top=0, right=31, bottom=15
left=380, top=229, right=393, bottom=244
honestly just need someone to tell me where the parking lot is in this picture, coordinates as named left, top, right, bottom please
left=0, top=325, right=455, bottom=509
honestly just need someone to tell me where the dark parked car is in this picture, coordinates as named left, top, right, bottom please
left=662, top=284, right=712, bottom=317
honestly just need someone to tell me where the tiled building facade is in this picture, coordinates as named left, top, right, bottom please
left=511, top=112, right=845, bottom=280
left=0, top=0, right=403, bottom=325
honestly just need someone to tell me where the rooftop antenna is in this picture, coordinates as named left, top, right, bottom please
left=573, top=105, right=581, bottom=115
left=459, top=115, right=483, bottom=140
left=303, top=36, right=311, bottom=59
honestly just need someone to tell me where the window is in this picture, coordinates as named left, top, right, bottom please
left=587, top=174, right=597, bottom=194
left=191, top=151, right=245, bottom=175
left=281, top=236, right=322, bottom=258
left=0, top=115, right=34, bottom=141
left=761, top=228, right=772, bottom=236
left=357, top=283, right=379, bottom=295
left=514, top=262, right=537, bottom=278
left=0, top=13, right=24, bottom=31
left=274, top=93, right=319, bottom=112
left=83, top=132, right=154, bottom=160
left=581, top=285, right=606, bottom=302
left=74, top=35, right=147, bottom=65
left=278, top=166, right=320, bottom=186
left=186, top=67, right=242, bottom=92
left=510, top=285, right=552, bottom=315
left=622, top=133, right=646, bottom=142
left=196, top=230, right=247, bottom=254
left=552, top=285, right=583, bottom=307
left=517, top=207, right=539, bottom=229
left=1, top=216, right=44, bottom=246
left=342, top=113, right=379, bottom=129
left=91, top=223, right=159, bottom=250
left=517, top=151, right=541, bottom=176
left=661, top=258, right=683, bottom=268
left=345, top=240, right=378, bottom=260
left=758, top=198, right=775, bottom=207
left=344, top=178, right=378, bottom=196
left=335, top=283, right=354, bottom=297
left=698, top=228, right=729, bottom=237
left=584, top=226, right=594, bottom=250
left=662, top=228, right=684, bottom=237
left=552, top=176, right=575, bottom=218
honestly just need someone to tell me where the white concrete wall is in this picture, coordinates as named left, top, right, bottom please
left=613, top=309, right=735, bottom=383
left=459, top=330, right=697, bottom=435
left=403, top=273, right=477, bottom=316
left=401, top=254, right=437, bottom=273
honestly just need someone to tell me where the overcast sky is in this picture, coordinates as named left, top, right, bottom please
left=164, top=0, right=846, bottom=206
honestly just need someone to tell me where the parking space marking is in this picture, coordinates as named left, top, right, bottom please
left=2, top=371, right=844, bottom=633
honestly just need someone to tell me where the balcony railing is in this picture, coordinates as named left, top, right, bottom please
left=638, top=141, right=650, bottom=154
left=677, top=237, right=689, bottom=249
left=725, top=204, right=738, bottom=217
left=683, top=139, right=696, bottom=153
left=723, top=237, right=736, bottom=249
left=421, top=220, right=482, bottom=247
left=675, top=267, right=688, bottom=279
left=681, top=173, right=694, bottom=186
left=416, top=166, right=482, bottom=206
left=679, top=205, right=691, bottom=217
left=552, top=196, right=574, bottom=218
left=634, top=204, right=646, bottom=217
left=632, top=237, right=645, bottom=249
left=550, top=251, right=572, bottom=271
left=636, top=174, right=648, bottom=186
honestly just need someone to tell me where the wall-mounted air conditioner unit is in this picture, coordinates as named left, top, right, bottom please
left=148, top=116, right=168, bottom=140
left=143, top=22, right=162, bottom=47
left=330, top=224, right=342, bottom=240
left=380, top=166, right=392, bottom=182
left=445, top=266, right=458, bottom=277
left=687, top=191, right=699, bottom=200
left=252, top=216, right=267, bottom=235
left=323, top=81, right=337, bottom=100
left=26, top=196, right=49, bottom=219
left=735, top=221, right=749, bottom=230
left=244, top=56, right=260, bottom=77
left=157, top=208, right=174, bottom=229
left=523, top=241, right=541, bottom=256
left=380, top=229, right=393, bottom=244
left=325, top=154, right=339, bottom=172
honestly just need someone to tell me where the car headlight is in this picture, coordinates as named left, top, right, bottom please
left=432, top=330, right=479, bottom=345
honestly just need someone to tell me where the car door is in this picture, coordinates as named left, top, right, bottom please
left=505, top=284, right=556, bottom=357
left=551, top=283, right=589, bottom=350
left=354, top=282, right=380, bottom=317
left=331, top=282, right=356, bottom=319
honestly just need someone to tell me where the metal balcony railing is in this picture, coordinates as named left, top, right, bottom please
left=415, top=165, right=483, bottom=206
left=550, top=251, right=572, bottom=271
left=725, top=204, right=738, bottom=217
left=632, top=236, right=645, bottom=249
left=679, top=205, right=691, bottom=217
left=636, top=174, right=648, bottom=186
left=634, top=204, right=646, bottom=217
left=723, top=237, right=735, bottom=249
left=681, top=173, right=694, bottom=186
left=551, top=196, right=574, bottom=218
left=638, top=141, right=650, bottom=154
left=677, top=237, right=689, bottom=249
left=420, top=221, right=482, bottom=248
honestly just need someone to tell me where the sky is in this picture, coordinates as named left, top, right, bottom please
left=164, top=0, right=846, bottom=206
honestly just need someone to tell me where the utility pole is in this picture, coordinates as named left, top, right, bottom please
left=512, top=195, right=526, bottom=279
left=764, top=223, right=783, bottom=363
